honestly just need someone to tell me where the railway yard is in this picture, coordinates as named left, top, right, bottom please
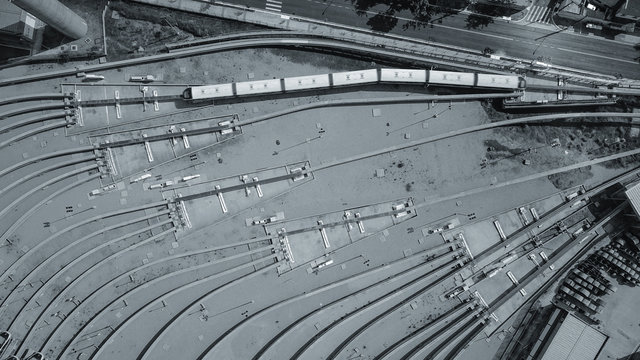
left=1, top=0, right=640, bottom=360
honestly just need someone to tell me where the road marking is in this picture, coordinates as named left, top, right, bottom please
left=556, top=47, right=639, bottom=64
left=526, top=6, right=551, bottom=24
left=266, top=0, right=282, bottom=12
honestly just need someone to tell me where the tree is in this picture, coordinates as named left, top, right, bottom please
left=350, top=0, right=471, bottom=31
left=367, top=10, right=399, bottom=32
left=465, top=13, right=494, bottom=29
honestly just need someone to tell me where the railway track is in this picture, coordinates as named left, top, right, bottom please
left=415, top=204, right=626, bottom=360
left=0, top=40, right=638, bottom=359
left=248, top=246, right=460, bottom=360
left=374, top=302, right=478, bottom=360
left=316, top=259, right=466, bottom=360
left=174, top=244, right=460, bottom=360
left=40, top=238, right=274, bottom=355
left=86, top=257, right=280, bottom=360
left=0, top=202, right=168, bottom=290
left=2, top=214, right=173, bottom=330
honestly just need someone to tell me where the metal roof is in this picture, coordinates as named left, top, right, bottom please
left=540, top=313, right=607, bottom=360
left=626, top=182, right=640, bottom=218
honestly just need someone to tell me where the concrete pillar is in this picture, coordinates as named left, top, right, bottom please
left=13, top=0, right=88, bottom=39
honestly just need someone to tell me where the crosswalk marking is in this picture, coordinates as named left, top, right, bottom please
left=266, top=0, right=282, bottom=12
left=525, top=5, right=552, bottom=24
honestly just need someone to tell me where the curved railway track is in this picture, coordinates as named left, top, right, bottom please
left=0, top=202, right=168, bottom=290
left=0, top=165, right=98, bottom=222
left=399, top=308, right=484, bottom=360
left=40, top=238, right=275, bottom=355
left=166, top=244, right=459, bottom=360
left=0, top=36, right=638, bottom=359
left=0, top=111, right=69, bottom=135
left=0, top=210, right=171, bottom=296
left=2, top=214, right=173, bottom=330
left=0, top=34, right=514, bottom=88
left=0, top=120, right=71, bottom=150
left=13, top=224, right=178, bottom=355
left=246, top=245, right=458, bottom=360
left=315, top=259, right=466, bottom=360
left=0, top=102, right=69, bottom=119
left=373, top=301, right=477, bottom=360
left=0, top=155, right=95, bottom=200
left=86, top=257, right=280, bottom=360
left=0, top=146, right=94, bottom=179
left=0, top=93, right=71, bottom=106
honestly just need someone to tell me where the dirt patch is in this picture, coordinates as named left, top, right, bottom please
left=484, top=139, right=528, bottom=161
left=268, top=48, right=373, bottom=71
left=481, top=100, right=512, bottom=121
left=547, top=167, right=593, bottom=190
left=104, top=0, right=267, bottom=61
left=481, top=104, right=640, bottom=190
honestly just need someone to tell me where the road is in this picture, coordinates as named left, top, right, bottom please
left=222, top=0, right=640, bottom=78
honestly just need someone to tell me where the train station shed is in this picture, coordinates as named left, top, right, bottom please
left=537, top=311, right=608, bottom=360
left=625, top=182, right=640, bottom=219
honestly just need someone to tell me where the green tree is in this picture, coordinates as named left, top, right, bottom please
left=367, top=10, right=399, bottom=32
left=465, top=13, right=494, bottom=29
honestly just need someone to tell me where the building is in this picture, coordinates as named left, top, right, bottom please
left=0, top=0, right=42, bottom=59
left=625, top=181, right=640, bottom=220
left=535, top=307, right=608, bottom=360
left=0, top=0, right=41, bottom=40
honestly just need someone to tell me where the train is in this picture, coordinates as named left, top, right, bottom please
left=182, top=68, right=526, bottom=101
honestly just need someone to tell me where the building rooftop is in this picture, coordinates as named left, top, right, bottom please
left=626, top=181, right=640, bottom=218
left=0, top=0, right=25, bottom=35
left=539, top=312, right=608, bottom=360
left=0, top=0, right=42, bottom=39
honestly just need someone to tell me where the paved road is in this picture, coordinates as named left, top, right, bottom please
left=222, top=0, right=640, bottom=78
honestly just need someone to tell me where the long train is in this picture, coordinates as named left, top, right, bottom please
left=182, top=68, right=525, bottom=101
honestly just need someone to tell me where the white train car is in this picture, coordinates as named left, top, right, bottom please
left=476, top=74, right=520, bottom=89
left=331, top=69, right=378, bottom=87
left=185, top=83, right=235, bottom=100
left=284, top=74, right=331, bottom=92
left=380, top=68, right=427, bottom=83
left=182, top=68, right=525, bottom=101
left=235, top=78, right=283, bottom=96
left=428, top=70, right=475, bottom=87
